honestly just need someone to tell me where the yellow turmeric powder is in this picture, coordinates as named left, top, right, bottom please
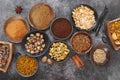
left=16, top=55, right=37, bottom=76
left=5, top=19, right=28, bottom=41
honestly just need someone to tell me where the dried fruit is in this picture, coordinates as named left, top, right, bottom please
left=72, top=5, right=96, bottom=30
left=115, top=40, right=120, bottom=45
left=15, top=6, right=23, bottom=14
left=112, top=33, right=118, bottom=40
left=25, top=33, right=45, bottom=54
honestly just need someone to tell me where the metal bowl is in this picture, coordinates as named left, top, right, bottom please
left=21, top=30, right=50, bottom=57
left=4, top=16, right=30, bottom=43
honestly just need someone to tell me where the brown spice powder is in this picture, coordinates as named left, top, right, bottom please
left=5, top=19, right=28, bottom=41
left=52, top=18, right=72, bottom=38
left=30, top=3, right=54, bottom=30
left=71, top=33, right=91, bottom=54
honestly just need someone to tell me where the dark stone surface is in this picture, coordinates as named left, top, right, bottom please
left=0, top=0, right=120, bottom=80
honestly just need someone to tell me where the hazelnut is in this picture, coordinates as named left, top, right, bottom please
left=41, top=56, right=47, bottom=63
left=47, top=59, right=52, bottom=65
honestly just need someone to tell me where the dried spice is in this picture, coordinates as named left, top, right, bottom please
left=72, top=5, right=96, bottom=30
left=71, top=32, right=91, bottom=54
left=51, top=18, right=72, bottom=38
left=15, top=6, right=23, bottom=14
left=49, top=42, right=70, bottom=61
left=5, top=19, right=28, bottom=41
left=16, top=55, right=37, bottom=76
left=25, top=33, right=45, bottom=54
left=29, top=3, right=55, bottom=30
left=93, top=49, right=107, bottom=64
left=0, top=44, right=10, bottom=68
left=109, top=20, right=120, bottom=45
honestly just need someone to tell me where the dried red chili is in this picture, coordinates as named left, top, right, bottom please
left=51, top=18, right=72, bottom=38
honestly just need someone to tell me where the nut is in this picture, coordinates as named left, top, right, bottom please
left=47, top=59, right=52, bottom=65
left=41, top=56, right=47, bottom=63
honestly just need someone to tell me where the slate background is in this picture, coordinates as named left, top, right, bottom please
left=0, top=0, right=120, bottom=80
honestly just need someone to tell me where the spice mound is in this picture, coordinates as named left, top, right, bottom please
left=49, top=42, right=70, bottom=61
left=109, top=20, right=120, bottom=45
left=16, top=55, right=37, bottom=76
left=25, top=33, right=45, bottom=54
left=72, top=5, right=96, bottom=30
left=93, top=49, right=107, bottom=64
left=5, top=19, right=28, bottom=42
left=71, top=32, right=92, bottom=54
left=29, top=3, right=55, bottom=30
left=51, top=18, right=72, bottom=38
left=0, top=44, right=10, bottom=68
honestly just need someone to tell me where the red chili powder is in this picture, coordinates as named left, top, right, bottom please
left=51, top=18, right=72, bottom=38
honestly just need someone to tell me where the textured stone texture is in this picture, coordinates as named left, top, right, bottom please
left=0, top=0, right=120, bottom=80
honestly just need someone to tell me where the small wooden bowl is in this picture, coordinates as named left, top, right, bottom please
left=4, top=16, right=30, bottom=43
left=50, top=17, right=73, bottom=40
left=22, top=30, right=50, bottom=57
left=15, top=55, right=38, bottom=77
left=28, top=3, right=55, bottom=30
left=90, top=45, right=111, bottom=66
left=70, top=31, right=93, bottom=55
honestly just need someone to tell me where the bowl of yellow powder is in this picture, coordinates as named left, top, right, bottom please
left=4, top=16, right=30, bottom=43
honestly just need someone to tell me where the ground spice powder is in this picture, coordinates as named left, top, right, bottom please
left=52, top=18, right=72, bottom=38
left=5, top=19, right=28, bottom=41
left=30, top=3, right=55, bottom=30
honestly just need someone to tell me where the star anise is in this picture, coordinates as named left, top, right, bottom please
left=15, top=6, right=23, bottom=14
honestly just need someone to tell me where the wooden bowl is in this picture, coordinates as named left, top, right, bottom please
left=28, top=3, right=55, bottom=30
left=70, top=31, right=93, bottom=55
left=4, top=16, right=30, bottom=43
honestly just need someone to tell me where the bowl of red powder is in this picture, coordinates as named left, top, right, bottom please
left=50, top=18, right=73, bottom=40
